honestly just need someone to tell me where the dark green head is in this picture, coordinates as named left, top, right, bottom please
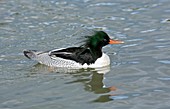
left=88, top=31, right=110, bottom=49
left=85, top=31, right=124, bottom=49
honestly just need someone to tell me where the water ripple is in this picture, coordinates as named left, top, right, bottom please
left=158, top=77, right=170, bottom=81
left=158, top=60, right=170, bottom=64
left=140, top=29, right=157, bottom=33
left=89, top=2, right=117, bottom=7
left=110, top=95, right=129, bottom=100
left=122, top=44, right=138, bottom=48
left=110, top=93, right=142, bottom=100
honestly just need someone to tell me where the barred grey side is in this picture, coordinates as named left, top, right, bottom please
left=24, top=50, right=82, bottom=68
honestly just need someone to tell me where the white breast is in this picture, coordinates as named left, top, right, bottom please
left=82, top=53, right=110, bottom=68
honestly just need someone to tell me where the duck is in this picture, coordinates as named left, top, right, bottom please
left=23, top=30, right=124, bottom=68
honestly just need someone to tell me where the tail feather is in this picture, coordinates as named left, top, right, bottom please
left=23, top=50, right=37, bottom=59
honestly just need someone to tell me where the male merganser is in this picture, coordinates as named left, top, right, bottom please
left=23, top=30, right=124, bottom=68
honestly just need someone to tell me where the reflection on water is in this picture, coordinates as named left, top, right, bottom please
left=87, top=72, right=117, bottom=102
left=30, top=64, right=117, bottom=102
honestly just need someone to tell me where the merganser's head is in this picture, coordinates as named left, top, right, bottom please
left=84, top=31, right=124, bottom=49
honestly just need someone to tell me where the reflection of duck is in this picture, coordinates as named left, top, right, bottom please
left=85, top=70, right=117, bottom=102
left=56, top=66, right=117, bottom=102
left=30, top=64, right=117, bottom=102
left=24, top=30, right=124, bottom=68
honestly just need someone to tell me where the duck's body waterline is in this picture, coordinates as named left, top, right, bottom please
left=24, top=50, right=110, bottom=68
left=23, top=30, right=124, bottom=68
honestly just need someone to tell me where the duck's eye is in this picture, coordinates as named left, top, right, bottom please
left=103, top=39, right=107, bottom=42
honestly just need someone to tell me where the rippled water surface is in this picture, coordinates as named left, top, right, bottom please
left=0, top=0, right=170, bottom=109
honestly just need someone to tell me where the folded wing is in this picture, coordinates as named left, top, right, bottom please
left=49, top=47, right=95, bottom=65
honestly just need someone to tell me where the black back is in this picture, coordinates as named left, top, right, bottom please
left=49, top=47, right=101, bottom=65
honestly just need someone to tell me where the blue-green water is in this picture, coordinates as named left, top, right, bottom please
left=0, top=0, right=170, bottom=109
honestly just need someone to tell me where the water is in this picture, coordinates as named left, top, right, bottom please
left=0, top=0, right=170, bottom=109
